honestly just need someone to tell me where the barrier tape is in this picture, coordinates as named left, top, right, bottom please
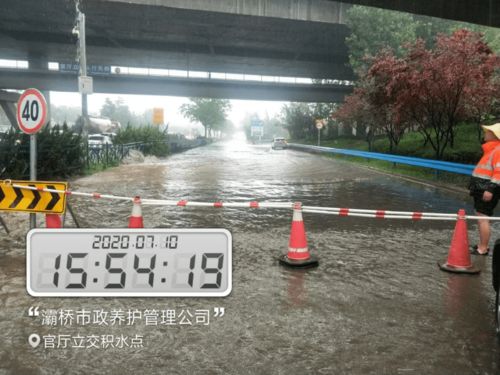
left=302, top=209, right=459, bottom=221
left=5, top=180, right=500, bottom=222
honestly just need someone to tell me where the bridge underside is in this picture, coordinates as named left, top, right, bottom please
left=0, top=0, right=496, bottom=104
left=0, top=69, right=352, bottom=103
left=0, top=0, right=354, bottom=80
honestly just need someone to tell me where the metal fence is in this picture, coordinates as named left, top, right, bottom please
left=86, top=141, right=165, bottom=167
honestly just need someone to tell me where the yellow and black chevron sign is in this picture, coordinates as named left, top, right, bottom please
left=0, top=180, right=67, bottom=214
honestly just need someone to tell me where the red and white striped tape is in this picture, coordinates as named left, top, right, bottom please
left=301, top=208, right=459, bottom=221
left=5, top=181, right=499, bottom=222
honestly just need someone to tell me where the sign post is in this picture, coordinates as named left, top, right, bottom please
left=16, top=88, right=49, bottom=228
left=250, top=118, right=264, bottom=142
left=30, top=135, right=36, bottom=228
left=315, top=119, right=325, bottom=147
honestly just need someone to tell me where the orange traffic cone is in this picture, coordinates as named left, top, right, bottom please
left=45, top=214, right=62, bottom=228
left=279, top=202, right=318, bottom=268
left=128, top=196, right=144, bottom=228
left=438, top=209, right=480, bottom=274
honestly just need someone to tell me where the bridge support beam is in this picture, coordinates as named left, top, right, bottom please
left=0, top=90, right=20, bottom=129
left=0, top=69, right=353, bottom=103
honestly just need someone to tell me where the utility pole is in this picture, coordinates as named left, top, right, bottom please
left=74, top=0, right=92, bottom=135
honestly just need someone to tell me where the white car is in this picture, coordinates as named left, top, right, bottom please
left=272, top=137, right=287, bottom=150
left=88, top=134, right=113, bottom=149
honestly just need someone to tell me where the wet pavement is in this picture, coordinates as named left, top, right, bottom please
left=1, top=133, right=499, bottom=374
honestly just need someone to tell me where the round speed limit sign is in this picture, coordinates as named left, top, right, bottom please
left=16, top=88, right=48, bottom=134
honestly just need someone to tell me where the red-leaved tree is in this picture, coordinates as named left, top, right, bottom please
left=335, top=29, right=500, bottom=159
left=372, top=29, right=499, bottom=159
left=334, top=52, right=409, bottom=152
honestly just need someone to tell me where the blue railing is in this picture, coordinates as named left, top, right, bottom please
left=288, top=144, right=475, bottom=175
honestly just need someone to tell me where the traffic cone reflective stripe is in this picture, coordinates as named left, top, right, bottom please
left=288, top=203, right=310, bottom=260
left=279, top=202, right=318, bottom=268
left=438, top=209, right=480, bottom=274
left=45, top=214, right=62, bottom=228
left=128, top=196, right=144, bottom=228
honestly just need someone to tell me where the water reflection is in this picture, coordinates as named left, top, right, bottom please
left=1, top=138, right=499, bottom=374
left=285, top=269, right=308, bottom=308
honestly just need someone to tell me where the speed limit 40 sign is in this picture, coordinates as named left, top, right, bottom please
left=16, top=88, right=49, bottom=134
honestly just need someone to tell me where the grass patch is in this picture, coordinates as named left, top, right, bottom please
left=297, top=123, right=482, bottom=164
left=333, top=154, right=470, bottom=187
left=293, top=122, right=479, bottom=188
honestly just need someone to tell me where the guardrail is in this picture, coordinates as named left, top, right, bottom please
left=288, top=144, right=475, bottom=176
left=167, top=137, right=208, bottom=153
left=86, top=141, right=164, bottom=167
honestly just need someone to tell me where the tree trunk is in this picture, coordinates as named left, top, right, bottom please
left=477, top=123, right=483, bottom=142
left=420, top=131, right=430, bottom=146
left=366, top=129, right=374, bottom=152
left=356, top=123, right=366, bottom=139
left=448, top=127, right=455, bottom=148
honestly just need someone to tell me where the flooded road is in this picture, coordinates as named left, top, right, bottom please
left=1, top=134, right=499, bottom=374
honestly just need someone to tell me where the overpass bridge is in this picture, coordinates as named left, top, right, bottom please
left=0, top=0, right=354, bottom=81
left=0, top=67, right=352, bottom=103
left=0, top=0, right=498, bottom=107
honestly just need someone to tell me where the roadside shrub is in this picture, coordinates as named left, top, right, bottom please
left=0, top=123, right=85, bottom=179
left=114, top=124, right=169, bottom=157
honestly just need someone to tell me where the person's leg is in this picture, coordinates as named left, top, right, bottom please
left=477, top=211, right=490, bottom=253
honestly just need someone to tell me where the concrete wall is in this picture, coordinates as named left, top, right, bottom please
left=100, top=0, right=349, bottom=24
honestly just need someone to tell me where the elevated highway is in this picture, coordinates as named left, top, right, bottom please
left=0, top=0, right=497, bottom=103
left=0, top=0, right=354, bottom=80
left=0, top=68, right=352, bottom=102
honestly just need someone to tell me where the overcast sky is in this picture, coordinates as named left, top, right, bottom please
left=49, top=91, right=287, bottom=129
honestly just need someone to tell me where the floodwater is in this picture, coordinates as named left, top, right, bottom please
left=1, top=133, right=499, bottom=374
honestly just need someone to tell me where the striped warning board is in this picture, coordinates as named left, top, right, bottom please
left=0, top=180, right=67, bottom=214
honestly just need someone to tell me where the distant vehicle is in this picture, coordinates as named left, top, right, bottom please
left=88, top=134, right=113, bottom=149
left=272, top=137, right=287, bottom=150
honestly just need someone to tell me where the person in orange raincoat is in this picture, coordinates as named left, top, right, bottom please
left=469, top=122, right=500, bottom=255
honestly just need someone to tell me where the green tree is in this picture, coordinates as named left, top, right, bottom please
left=412, top=14, right=463, bottom=48
left=179, top=98, right=231, bottom=138
left=50, top=105, right=81, bottom=126
left=114, top=124, right=169, bottom=157
left=279, top=103, right=314, bottom=140
left=345, top=6, right=418, bottom=74
left=346, top=5, right=500, bottom=67
left=310, top=103, right=338, bottom=139
left=100, top=97, right=136, bottom=126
